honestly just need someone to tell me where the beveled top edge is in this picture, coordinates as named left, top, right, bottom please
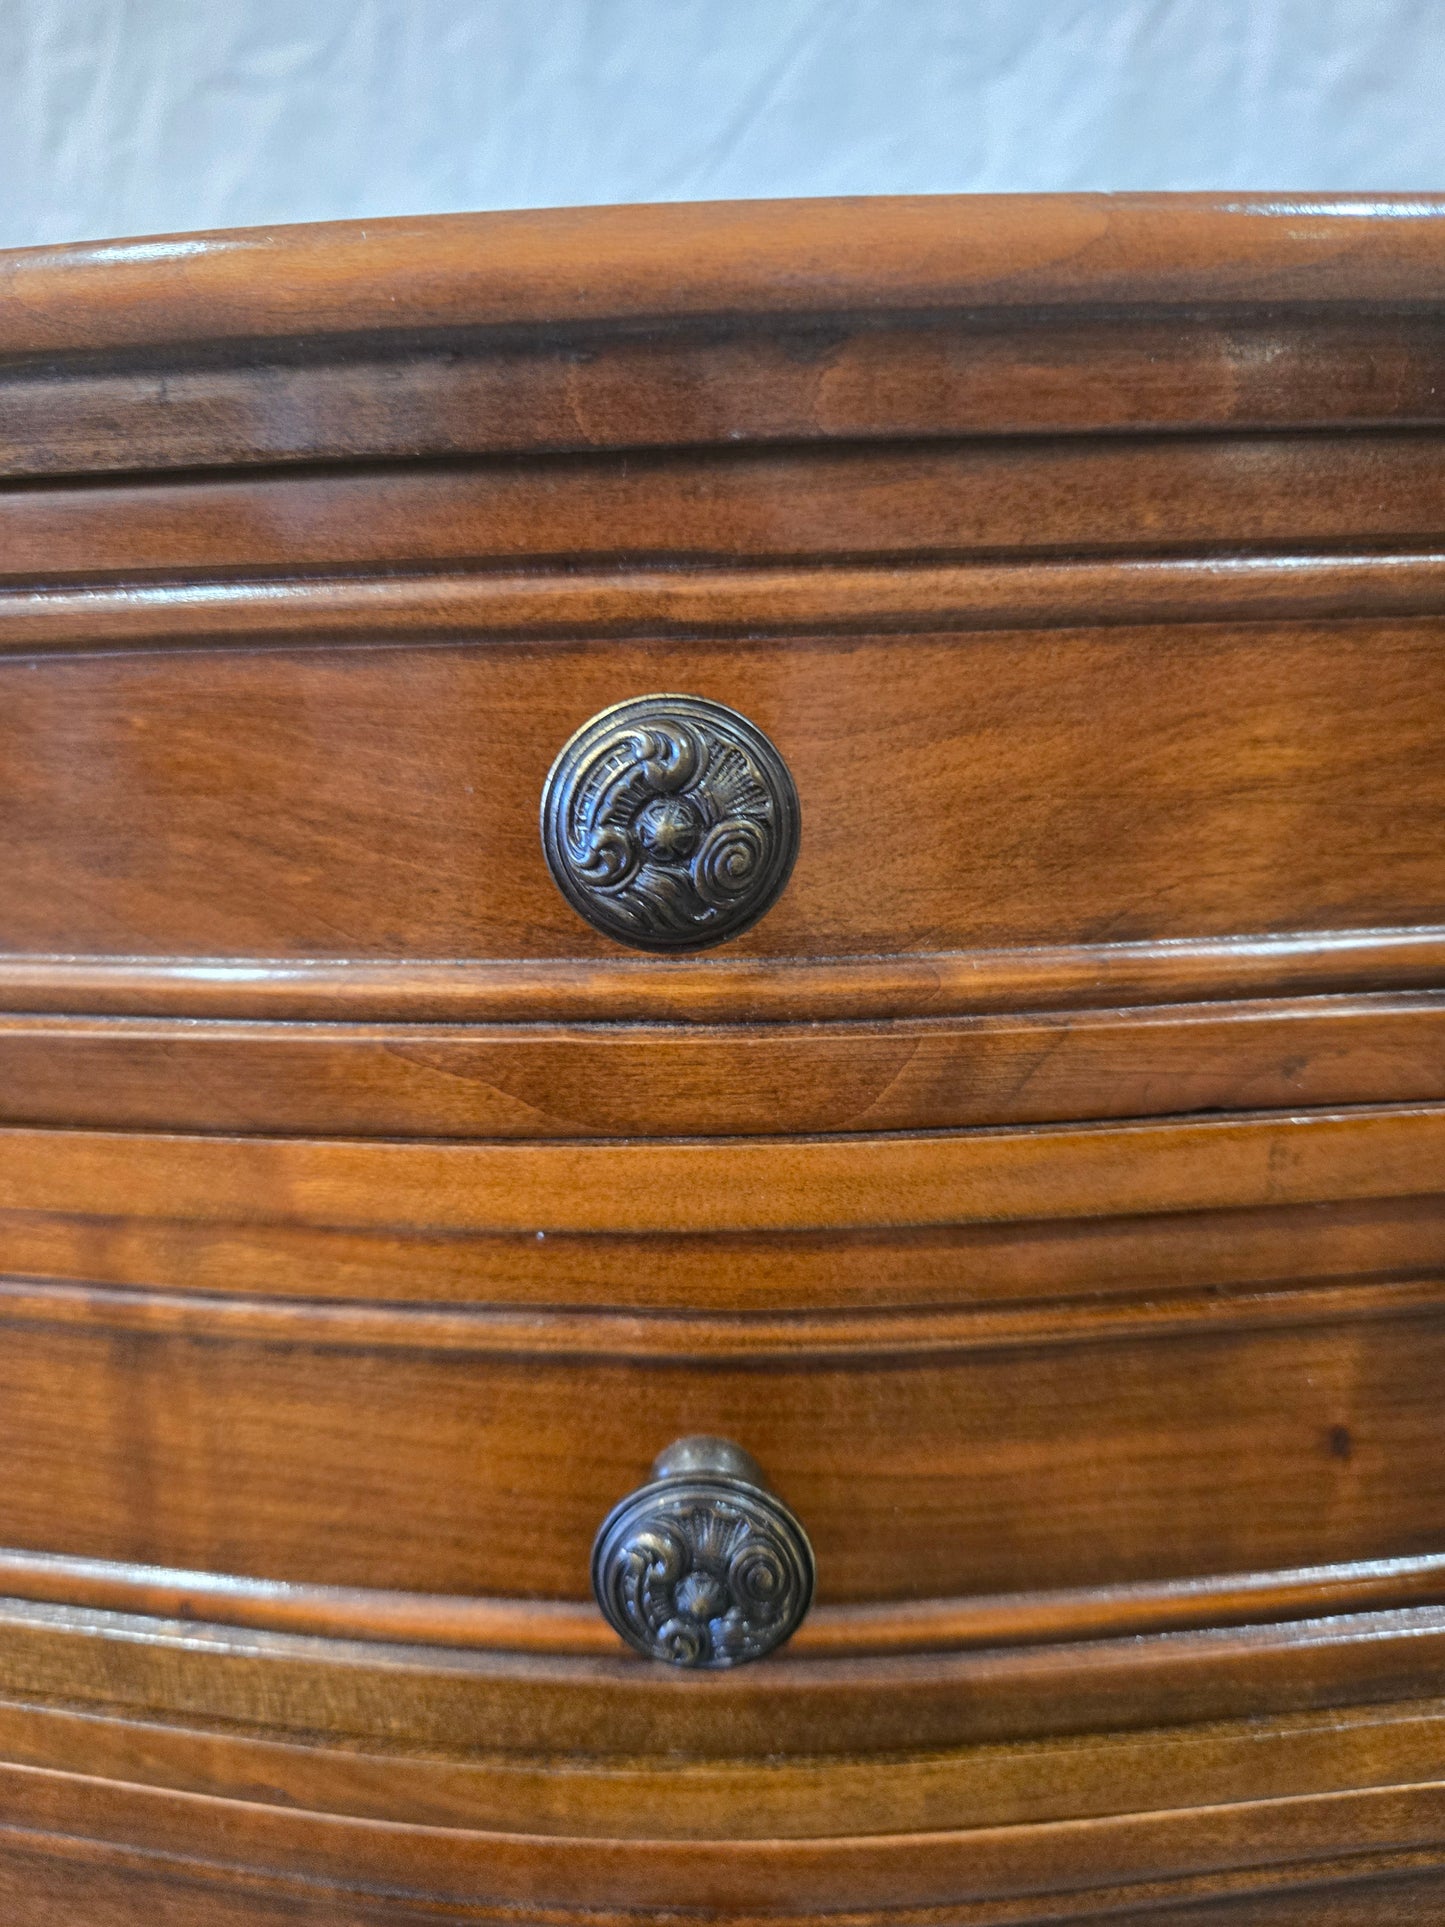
left=2, top=194, right=1444, bottom=358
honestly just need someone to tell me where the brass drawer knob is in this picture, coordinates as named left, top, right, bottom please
left=591, top=1436, right=815, bottom=1667
left=541, top=695, right=801, bottom=951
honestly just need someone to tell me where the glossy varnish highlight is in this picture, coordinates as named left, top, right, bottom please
left=1, top=194, right=1444, bottom=1921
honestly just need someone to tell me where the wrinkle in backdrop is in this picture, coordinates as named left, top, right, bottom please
left=2, top=0, right=1443, bottom=249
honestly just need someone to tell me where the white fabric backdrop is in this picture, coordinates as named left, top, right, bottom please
left=3, top=0, right=1442, bottom=250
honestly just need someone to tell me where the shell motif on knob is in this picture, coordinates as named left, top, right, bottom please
left=591, top=1437, right=815, bottom=1668
left=540, top=695, right=801, bottom=951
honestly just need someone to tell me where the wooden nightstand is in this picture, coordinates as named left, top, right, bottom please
left=0, top=193, right=1444, bottom=1922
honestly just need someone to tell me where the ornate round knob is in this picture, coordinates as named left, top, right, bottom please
left=540, top=695, right=801, bottom=951
left=591, top=1436, right=815, bottom=1668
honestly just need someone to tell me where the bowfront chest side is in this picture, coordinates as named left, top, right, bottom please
left=1, top=193, right=1445, bottom=1922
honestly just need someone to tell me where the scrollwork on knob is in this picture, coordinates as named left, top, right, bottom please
left=540, top=695, right=801, bottom=951
left=591, top=1436, right=815, bottom=1668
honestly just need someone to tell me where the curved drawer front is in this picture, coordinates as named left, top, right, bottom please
left=2, top=1262, right=1445, bottom=1604
left=0, top=1115, right=1442, bottom=1610
left=3, top=193, right=1445, bottom=1925
left=1, top=1114, right=1445, bottom=1927
left=0, top=616, right=1439, bottom=965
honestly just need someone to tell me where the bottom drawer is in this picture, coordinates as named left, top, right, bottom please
left=0, top=1110, right=1440, bottom=1611
left=0, top=1109, right=1442, bottom=1922
left=0, top=1270, right=1443, bottom=1604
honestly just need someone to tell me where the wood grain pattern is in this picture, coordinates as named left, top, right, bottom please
left=0, top=1269, right=1442, bottom=1598
left=0, top=1832, right=1441, bottom=1926
left=9, top=197, right=1445, bottom=352
left=0, top=1838, right=1440, bottom=1927
left=0, top=1543, right=1443, bottom=1664
left=6, top=1592, right=1445, bottom=1759
left=3, top=925, right=1445, bottom=1024
left=6, top=552, right=1445, bottom=655
left=0, top=621, right=1441, bottom=960
left=4, top=1599, right=1445, bottom=1907
left=5, top=434, right=1445, bottom=577
left=0, top=993, right=1437, bottom=1137
left=4, top=197, right=1445, bottom=483
left=12, top=310, right=1445, bottom=480
left=6, top=1756, right=1445, bottom=1916
left=9, top=1270, right=1444, bottom=1359
left=3, top=1191, right=1442, bottom=1308
left=3, top=193, right=1445, bottom=1918
left=16, top=202, right=1445, bottom=354
left=1, top=1688, right=1444, bottom=1839
left=0, top=1109, right=1439, bottom=1232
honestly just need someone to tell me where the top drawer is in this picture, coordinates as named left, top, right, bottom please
left=0, top=603, right=1442, bottom=967
left=2, top=193, right=1444, bottom=1008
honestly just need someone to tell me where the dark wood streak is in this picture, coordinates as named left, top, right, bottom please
left=4, top=193, right=1445, bottom=1917
left=17, top=312, right=1445, bottom=480
left=5, top=433, right=1445, bottom=579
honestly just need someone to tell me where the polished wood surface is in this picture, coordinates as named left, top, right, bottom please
left=0, top=622, right=1440, bottom=961
left=3, top=196, right=1445, bottom=481
left=1, top=1263, right=1444, bottom=1600
left=5, top=433, right=1445, bottom=572
left=10, top=196, right=1445, bottom=350
left=0, top=994, right=1440, bottom=1136
left=2, top=193, right=1445, bottom=1919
